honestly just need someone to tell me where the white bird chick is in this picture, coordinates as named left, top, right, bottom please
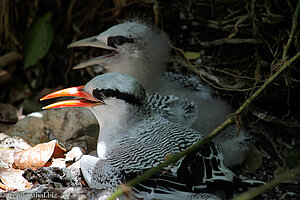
left=68, top=21, right=250, bottom=167
left=69, top=21, right=170, bottom=93
left=41, top=73, right=261, bottom=200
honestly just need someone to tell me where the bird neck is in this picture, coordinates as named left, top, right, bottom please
left=107, top=60, right=164, bottom=93
left=90, top=99, right=149, bottom=159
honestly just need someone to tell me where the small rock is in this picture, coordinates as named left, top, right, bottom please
left=23, top=167, right=82, bottom=188
left=5, top=108, right=97, bottom=146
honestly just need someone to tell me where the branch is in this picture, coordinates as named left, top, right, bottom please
left=283, top=0, right=300, bottom=59
left=107, top=51, right=300, bottom=200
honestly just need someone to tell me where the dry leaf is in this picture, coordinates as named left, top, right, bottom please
left=0, top=148, right=14, bottom=168
left=0, top=181, right=16, bottom=192
left=0, top=168, right=32, bottom=191
left=13, top=140, right=67, bottom=170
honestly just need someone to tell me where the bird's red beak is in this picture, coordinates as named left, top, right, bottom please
left=40, top=86, right=101, bottom=109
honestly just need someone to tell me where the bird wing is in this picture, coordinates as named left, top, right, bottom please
left=106, top=116, right=234, bottom=194
left=162, top=72, right=212, bottom=100
left=80, top=155, right=123, bottom=191
left=147, top=93, right=198, bottom=127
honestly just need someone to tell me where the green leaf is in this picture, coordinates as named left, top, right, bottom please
left=23, top=12, right=53, bottom=69
left=184, top=51, right=200, bottom=60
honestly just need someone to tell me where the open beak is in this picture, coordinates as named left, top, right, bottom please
left=40, top=86, right=102, bottom=109
left=68, top=36, right=118, bottom=70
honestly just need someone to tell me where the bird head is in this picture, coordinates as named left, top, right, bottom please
left=68, top=21, right=170, bottom=75
left=40, top=73, right=147, bottom=110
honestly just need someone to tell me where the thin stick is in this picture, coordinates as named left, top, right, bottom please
left=283, top=0, right=300, bottom=59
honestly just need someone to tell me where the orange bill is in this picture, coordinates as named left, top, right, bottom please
left=40, top=86, right=101, bottom=109
left=42, top=99, right=101, bottom=109
left=40, top=86, right=96, bottom=101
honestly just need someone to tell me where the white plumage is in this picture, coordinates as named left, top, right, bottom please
left=68, top=21, right=250, bottom=167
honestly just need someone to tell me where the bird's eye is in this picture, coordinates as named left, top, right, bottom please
left=107, top=36, right=134, bottom=48
left=92, top=89, right=105, bottom=101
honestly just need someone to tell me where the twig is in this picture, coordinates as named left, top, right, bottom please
left=224, top=7, right=246, bottom=20
left=228, top=14, right=250, bottom=39
left=280, top=192, right=300, bottom=199
left=235, top=51, right=300, bottom=115
left=212, top=68, right=263, bottom=82
left=107, top=51, right=300, bottom=200
left=172, top=48, right=256, bottom=91
left=197, top=68, right=245, bottom=89
left=283, top=0, right=300, bottom=59
left=0, top=0, right=10, bottom=42
left=292, top=78, right=300, bottom=83
left=232, top=165, right=300, bottom=200
left=172, top=51, right=259, bottom=91
left=153, top=1, right=159, bottom=27
left=0, top=52, right=23, bottom=68
left=197, top=71, right=257, bottom=92
left=213, top=54, right=256, bottom=67
left=199, top=38, right=259, bottom=47
left=66, top=0, right=76, bottom=35
left=252, top=109, right=300, bottom=129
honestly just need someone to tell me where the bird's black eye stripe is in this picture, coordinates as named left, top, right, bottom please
left=107, top=36, right=134, bottom=48
left=92, top=88, right=143, bottom=106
